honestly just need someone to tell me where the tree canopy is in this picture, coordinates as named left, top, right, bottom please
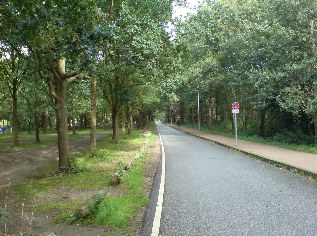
left=0, top=0, right=316, bottom=173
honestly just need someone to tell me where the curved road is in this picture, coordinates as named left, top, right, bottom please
left=150, top=124, right=317, bottom=235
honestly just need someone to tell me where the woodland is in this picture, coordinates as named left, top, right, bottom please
left=0, top=0, right=317, bottom=172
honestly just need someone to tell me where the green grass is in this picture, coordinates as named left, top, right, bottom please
left=12, top=168, right=113, bottom=200
left=54, top=212, right=75, bottom=223
left=182, top=123, right=317, bottom=154
left=8, top=126, right=156, bottom=234
left=0, top=129, right=107, bottom=151
left=88, top=161, right=150, bottom=228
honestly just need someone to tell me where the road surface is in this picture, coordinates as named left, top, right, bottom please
left=145, top=124, right=317, bottom=236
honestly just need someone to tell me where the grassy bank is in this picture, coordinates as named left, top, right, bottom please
left=1, top=127, right=157, bottom=235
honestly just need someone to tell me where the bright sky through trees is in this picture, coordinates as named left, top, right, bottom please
left=173, top=0, right=204, bottom=20
left=168, top=0, right=204, bottom=38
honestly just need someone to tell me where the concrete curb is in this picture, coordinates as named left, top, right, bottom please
left=171, top=125, right=317, bottom=181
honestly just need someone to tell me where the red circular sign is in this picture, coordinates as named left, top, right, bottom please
left=232, top=102, right=239, bottom=109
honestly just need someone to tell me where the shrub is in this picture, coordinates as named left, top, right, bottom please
left=273, top=131, right=314, bottom=145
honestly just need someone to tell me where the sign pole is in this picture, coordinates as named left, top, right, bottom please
left=198, top=92, right=200, bottom=131
left=232, top=101, right=239, bottom=146
left=234, top=112, right=237, bottom=145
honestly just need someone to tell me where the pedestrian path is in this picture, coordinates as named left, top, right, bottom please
left=170, top=125, right=317, bottom=177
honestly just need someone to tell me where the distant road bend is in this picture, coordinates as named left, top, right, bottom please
left=149, top=123, right=317, bottom=236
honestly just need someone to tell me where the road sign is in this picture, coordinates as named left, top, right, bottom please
left=232, top=109, right=239, bottom=114
left=232, top=102, right=239, bottom=110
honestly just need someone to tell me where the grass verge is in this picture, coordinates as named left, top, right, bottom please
left=4, top=126, right=157, bottom=235
left=0, top=129, right=106, bottom=151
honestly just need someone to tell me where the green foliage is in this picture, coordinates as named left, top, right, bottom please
left=86, top=167, right=149, bottom=227
left=272, top=131, right=315, bottom=145
left=173, top=0, right=317, bottom=143
left=0, top=205, right=10, bottom=223
left=36, top=199, right=84, bottom=213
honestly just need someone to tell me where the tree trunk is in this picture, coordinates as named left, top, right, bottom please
left=48, top=59, right=70, bottom=171
left=84, top=114, right=89, bottom=128
left=215, top=98, right=219, bottom=126
left=208, top=95, right=213, bottom=130
left=112, top=105, right=119, bottom=141
left=42, top=112, right=47, bottom=133
left=47, top=114, right=52, bottom=131
left=104, top=113, right=108, bottom=129
left=314, top=114, right=317, bottom=144
left=259, top=109, right=266, bottom=137
left=34, top=112, right=40, bottom=143
left=55, top=78, right=70, bottom=170
left=243, top=101, right=247, bottom=133
left=28, top=117, right=32, bottom=134
left=90, top=76, right=97, bottom=150
left=224, top=87, right=234, bottom=131
left=72, top=116, right=76, bottom=135
left=127, top=106, right=133, bottom=134
left=12, top=79, right=19, bottom=145
left=121, top=109, right=126, bottom=135
left=71, top=99, right=77, bottom=135
left=79, top=115, right=83, bottom=129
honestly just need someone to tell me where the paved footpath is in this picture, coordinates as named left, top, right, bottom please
left=170, top=125, right=317, bottom=176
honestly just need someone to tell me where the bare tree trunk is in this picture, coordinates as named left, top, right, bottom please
left=90, top=76, right=97, bottom=150
left=314, top=114, right=317, bottom=144
left=121, top=109, right=126, bottom=135
left=55, top=78, right=70, bottom=170
left=127, top=106, right=133, bottom=134
left=208, top=95, right=213, bottom=130
left=46, top=58, right=71, bottom=171
left=259, top=109, right=266, bottom=137
left=28, top=117, right=32, bottom=134
left=12, top=79, right=19, bottom=145
left=215, top=98, right=219, bottom=126
left=71, top=99, right=77, bottom=135
left=42, top=112, right=48, bottom=133
left=112, top=105, right=119, bottom=141
left=72, top=117, right=76, bottom=135
left=48, top=114, right=52, bottom=131
left=34, top=111, right=40, bottom=143
left=104, top=113, right=108, bottom=129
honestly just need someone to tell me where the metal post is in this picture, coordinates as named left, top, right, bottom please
left=234, top=112, right=238, bottom=145
left=198, top=92, right=200, bottom=130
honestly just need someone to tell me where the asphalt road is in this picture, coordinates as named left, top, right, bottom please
left=155, top=124, right=317, bottom=236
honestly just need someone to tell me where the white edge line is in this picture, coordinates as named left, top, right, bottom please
left=151, top=128, right=166, bottom=236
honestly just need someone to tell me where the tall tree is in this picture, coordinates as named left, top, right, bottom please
left=1, top=0, right=101, bottom=170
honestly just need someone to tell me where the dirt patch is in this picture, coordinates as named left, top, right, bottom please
left=0, top=133, right=161, bottom=235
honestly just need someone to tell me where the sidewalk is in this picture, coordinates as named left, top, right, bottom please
left=170, top=124, right=317, bottom=178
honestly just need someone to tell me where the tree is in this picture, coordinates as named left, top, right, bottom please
left=0, top=44, right=25, bottom=145
left=97, top=0, right=173, bottom=140
left=1, top=0, right=101, bottom=170
left=173, top=0, right=317, bottom=144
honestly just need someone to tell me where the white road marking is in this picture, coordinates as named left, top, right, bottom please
left=151, top=129, right=166, bottom=236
